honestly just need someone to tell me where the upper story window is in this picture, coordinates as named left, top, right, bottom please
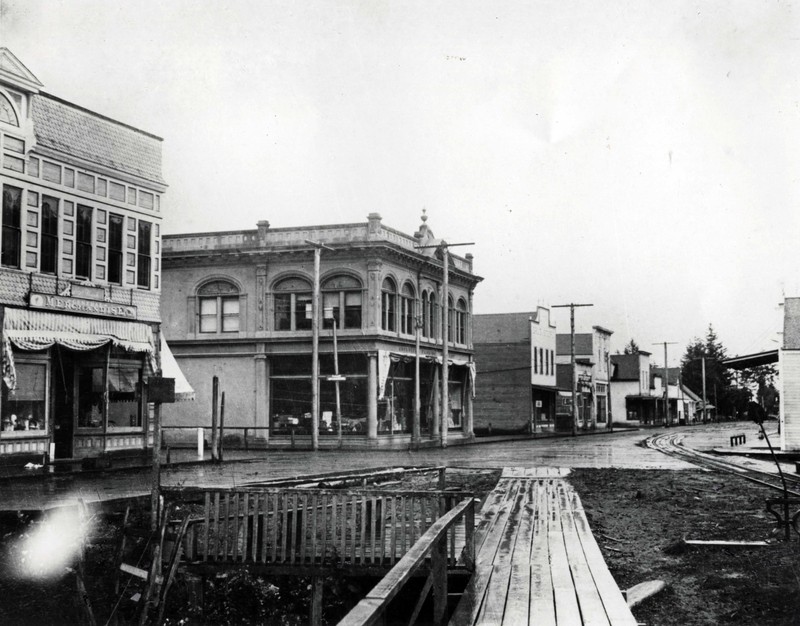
left=1, top=185, right=21, bottom=268
left=108, top=213, right=123, bottom=284
left=447, top=295, right=455, bottom=343
left=422, top=290, right=438, bottom=340
left=41, top=196, right=58, bottom=274
left=456, top=297, right=468, bottom=344
left=75, top=205, right=92, bottom=279
left=381, top=277, right=397, bottom=332
left=137, top=220, right=151, bottom=289
left=198, top=280, right=240, bottom=333
left=273, top=276, right=312, bottom=331
left=400, top=282, right=416, bottom=335
left=322, top=275, right=362, bottom=330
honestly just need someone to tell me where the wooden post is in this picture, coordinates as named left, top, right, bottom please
left=218, top=391, right=225, bottom=463
left=432, top=533, right=447, bottom=625
left=441, top=246, right=449, bottom=448
left=310, top=575, right=323, bottom=626
left=438, top=467, right=446, bottom=491
left=211, top=376, right=219, bottom=462
left=464, top=499, right=476, bottom=570
left=150, top=326, right=162, bottom=532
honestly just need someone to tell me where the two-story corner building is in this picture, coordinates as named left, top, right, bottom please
left=160, top=213, right=482, bottom=449
left=0, top=49, right=169, bottom=461
left=472, top=307, right=557, bottom=434
left=555, top=325, right=613, bottom=428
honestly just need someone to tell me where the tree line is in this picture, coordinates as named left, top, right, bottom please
left=621, top=325, right=778, bottom=420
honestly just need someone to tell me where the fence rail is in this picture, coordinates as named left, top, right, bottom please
left=338, top=497, right=477, bottom=626
left=162, top=487, right=472, bottom=569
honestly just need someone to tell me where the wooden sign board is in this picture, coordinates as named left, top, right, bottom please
left=148, top=377, right=176, bottom=403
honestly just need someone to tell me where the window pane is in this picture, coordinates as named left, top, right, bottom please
left=108, top=365, right=141, bottom=429
left=274, top=294, right=291, bottom=331
left=2, top=185, right=21, bottom=268
left=295, top=293, right=312, bottom=330
left=2, top=363, right=46, bottom=432
left=199, top=297, right=217, bottom=333
left=221, top=297, right=239, bottom=332
left=344, top=291, right=362, bottom=329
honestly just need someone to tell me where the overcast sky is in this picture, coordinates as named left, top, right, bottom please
left=2, top=0, right=797, bottom=363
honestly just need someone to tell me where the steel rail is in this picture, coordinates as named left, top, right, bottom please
left=644, top=432, right=800, bottom=498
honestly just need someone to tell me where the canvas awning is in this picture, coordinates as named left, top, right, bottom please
left=159, top=335, right=195, bottom=402
left=377, top=349, right=476, bottom=399
left=4, top=308, right=154, bottom=353
left=2, top=308, right=156, bottom=390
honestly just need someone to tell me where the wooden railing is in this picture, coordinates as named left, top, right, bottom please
left=162, top=487, right=472, bottom=570
left=338, top=497, right=477, bottom=626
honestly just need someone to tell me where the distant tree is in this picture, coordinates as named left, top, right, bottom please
left=623, top=339, right=640, bottom=354
left=681, top=324, right=736, bottom=419
left=739, top=364, right=779, bottom=416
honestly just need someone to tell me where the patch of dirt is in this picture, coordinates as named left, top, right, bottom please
left=569, top=468, right=800, bottom=626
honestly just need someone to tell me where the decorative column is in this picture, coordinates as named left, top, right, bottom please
left=367, top=353, right=378, bottom=439
left=367, top=259, right=382, bottom=332
left=254, top=350, right=268, bottom=442
left=464, top=373, right=474, bottom=438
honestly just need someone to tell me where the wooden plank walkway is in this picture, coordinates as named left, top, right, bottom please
left=450, top=467, right=638, bottom=626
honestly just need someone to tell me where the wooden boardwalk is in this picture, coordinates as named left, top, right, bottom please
left=449, top=467, right=638, bottom=626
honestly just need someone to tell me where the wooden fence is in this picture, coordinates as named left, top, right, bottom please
left=162, top=487, right=473, bottom=570
left=339, top=497, right=478, bottom=626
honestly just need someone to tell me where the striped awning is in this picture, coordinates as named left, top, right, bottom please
left=4, top=308, right=154, bottom=353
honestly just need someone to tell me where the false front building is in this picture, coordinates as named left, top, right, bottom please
left=0, top=49, right=170, bottom=461
left=161, top=213, right=481, bottom=448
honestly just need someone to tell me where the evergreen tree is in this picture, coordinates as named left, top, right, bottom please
left=681, top=324, right=738, bottom=419
left=623, top=339, right=640, bottom=354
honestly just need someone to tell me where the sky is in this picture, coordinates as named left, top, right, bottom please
left=1, top=0, right=797, bottom=364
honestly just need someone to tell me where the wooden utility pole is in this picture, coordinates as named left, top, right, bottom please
left=415, top=240, right=474, bottom=449
left=306, top=240, right=334, bottom=451
left=552, top=303, right=593, bottom=436
left=653, top=342, right=677, bottom=426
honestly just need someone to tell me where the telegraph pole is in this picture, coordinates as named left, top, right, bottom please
left=653, top=342, right=677, bottom=426
left=552, top=303, right=593, bottom=436
left=306, top=240, right=333, bottom=451
left=415, top=240, right=474, bottom=448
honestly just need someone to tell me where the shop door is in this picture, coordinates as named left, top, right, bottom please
left=52, top=351, right=74, bottom=459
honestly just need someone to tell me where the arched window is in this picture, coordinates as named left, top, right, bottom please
left=0, top=93, right=19, bottom=127
left=447, top=295, right=455, bottom=343
left=400, top=282, right=416, bottom=335
left=198, top=280, right=240, bottom=333
left=273, top=276, right=312, bottom=331
left=381, top=277, right=397, bottom=332
left=322, top=275, right=363, bottom=329
left=456, top=298, right=468, bottom=344
left=428, top=291, right=438, bottom=340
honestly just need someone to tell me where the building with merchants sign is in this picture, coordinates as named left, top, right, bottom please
left=0, top=48, right=192, bottom=463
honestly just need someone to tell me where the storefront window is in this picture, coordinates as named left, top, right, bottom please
left=75, top=355, right=144, bottom=431
left=270, top=354, right=367, bottom=435
left=447, top=380, right=463, bottom=429
left=378, top=360, right=413, bottom=435
left=108, top=365, right=142, bottom=429
left=2, top=361, right=47, bottom=435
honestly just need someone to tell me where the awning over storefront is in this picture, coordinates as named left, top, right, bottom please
left=2, top=308, right=155, bottom=391
left=377, top=349, right=476, bottom=399
left=4, top=308, right=154, bottom=353
left=160, top=335, right=195, bottom=402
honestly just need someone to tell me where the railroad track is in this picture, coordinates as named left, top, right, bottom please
left=644, top=432, right=800, bottom=498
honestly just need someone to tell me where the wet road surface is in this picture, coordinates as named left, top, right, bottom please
left=0, top=425, right=710, bottom=511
